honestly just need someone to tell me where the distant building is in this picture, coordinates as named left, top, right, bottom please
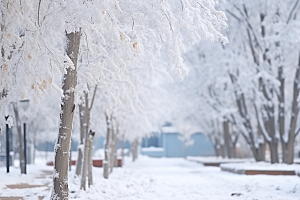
left=141, top=126, right=215, bottom=158
left=92, top=125, right=215, bottom=158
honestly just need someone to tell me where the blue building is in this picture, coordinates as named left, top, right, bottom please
left=140, top=126, right=215, bottom=158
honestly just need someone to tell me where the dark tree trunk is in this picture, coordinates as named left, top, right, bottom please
left=12, top=103, right=26, bottom=174
left=223, top=120, right=232, bottom=158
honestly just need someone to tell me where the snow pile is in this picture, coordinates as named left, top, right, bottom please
left=188, top=156, right=254, bottom=164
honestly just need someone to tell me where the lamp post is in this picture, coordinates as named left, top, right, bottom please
left=5, top=116, right=10, bottom=173
left=20, top=99, right=29, bottom=174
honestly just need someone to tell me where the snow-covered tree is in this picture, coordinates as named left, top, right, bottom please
left=1, top=0, right=228, bottom=198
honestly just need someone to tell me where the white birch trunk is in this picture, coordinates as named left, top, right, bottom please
left=80, top=93, right=90, bottom=190
left=80, top=86, right=97, bottom=189
left=114, top=133, right=118, bottom=167
left=103, top=114, right=111, bottom=179
left=51, top=30, right=81, bottom=200
left=132, top=139, right=138, bottom=162
left=110, top=124, right=115, bottom=173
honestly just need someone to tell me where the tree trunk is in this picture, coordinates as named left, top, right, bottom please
left=51, top=30, right=81, bottom=200
left=113, top=131, right=118, bottom=167
left=69, top=146, right=72, bottom=171
left=132, top=139, right=138, bottom=161
left=121, top=134, right=125, bottom=166
left=88, top=131, right=95, bottom=187
left=283, top=53, right=300, bottom=164
left=278, top=65, right=286, bottom=162
left=232, top=142, right=236, bottom=158
left=269, top=140, right=279, bottom=163
left=12, top=103, right=25, bottom=174
left=110, top=123, right=115, bottom=173
left=220, top=144, right=225, bottom=158
left=266, top=106, right=279, bottom=163
left=257, top=141, right=266, bottom=161
left=80, top=93, right=91, bottom=190
left=103, top=114, right=111, bottom=179
left=223, top=120, right=232, bottom=158
left=131, top=141, right=135, bottom=161
left=33, top=137, right=36, bottom=164
left=211, top=137, right=222, bottom=157
left=213, top=145, right=219, bottom=156
left=229, top=73, right=260, bottom=161
left=75, top=104, right=86, bottom=177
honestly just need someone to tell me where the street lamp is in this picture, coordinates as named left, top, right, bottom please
left=20, top=99, right=29, bottom=174
left=4, top=115, right=13, bottom=173
left=5, top=116, right=10, bottom=173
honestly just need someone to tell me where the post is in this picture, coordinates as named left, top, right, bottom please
left=5, top=116, right=9, bottom=173
left=23, top=123, right=26, bottom=174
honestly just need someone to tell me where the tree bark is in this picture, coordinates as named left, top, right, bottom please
left=69, top=145, right=72, bottom=171
left=219, top=144, right=225, bottom=158
left=256, top=124, right=266, bottom=161
left=103, top=114, right=111, bottom=179
left=80, top=93, right=91, bottom=190
left=223, top=120, right=232, bottom=158
left=110, top=121, right=115, bottom=173
left=33, top=137, right=36, bottom=164
left=132, top=139, right=138, bottom=161
left=258, top=141, right=266, bottom=161
left=80, top=85, right=98, bottom=187
left=277, top=65, right=286, bottom=162
left=51, top=30, right=81, bottom=200
left=75, top=104, right=86, bottom=177
left=283, top=52, right=300, bottom=164
left=113, top=129, right=118, bottom=167
left=12, top=103, right=25, bottom=174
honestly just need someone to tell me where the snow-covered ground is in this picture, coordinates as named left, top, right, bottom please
left=0, top=158, right=52, bottom=199
left=69, top=156, right=300, bottom=200
left=0, top=155, right=300, bottom=200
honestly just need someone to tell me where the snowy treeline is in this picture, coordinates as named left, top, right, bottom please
left=175, top=0, right=300, bottom=164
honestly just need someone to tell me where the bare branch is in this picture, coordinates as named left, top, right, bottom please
left=287, top=0, right=300, bottom=24
left=225, top=9, right=241, bottom=22
left=89, top=85, right=98, bottom=111
left=38, top=0, right=42, bottom=26
left=233, top=4, right=262, bottom=52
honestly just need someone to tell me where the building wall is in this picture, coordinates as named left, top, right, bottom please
left=141, top=132, right=215, bottom=158
left=162, top=133, right=214, bottom=157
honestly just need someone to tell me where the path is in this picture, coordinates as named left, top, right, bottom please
left=0, top=166, right=52, bottom=200
left=69, top=156, right=300, bottom=200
